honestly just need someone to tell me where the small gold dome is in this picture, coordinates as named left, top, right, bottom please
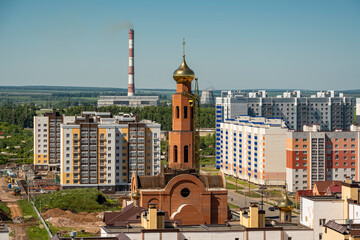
left=277, top=193, right=295, bottom=212
left=132, top=191, right=140, bottom=200
left=173, top=56, right=195, bottom=83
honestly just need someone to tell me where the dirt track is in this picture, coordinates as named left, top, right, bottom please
left=0, top=177, right=27, bottom=240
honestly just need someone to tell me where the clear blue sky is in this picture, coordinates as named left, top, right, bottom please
left=0, top=0, right=359, bottom=90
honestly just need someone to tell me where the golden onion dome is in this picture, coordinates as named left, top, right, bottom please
left=277, top=193, right=295, bottom=212
left=132, top=191, right=140, bottom=200
left=173, top=39, right=195, bottom=83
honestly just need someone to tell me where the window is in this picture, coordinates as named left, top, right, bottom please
left=184, top=145, right=189, bottom=163
left=180, top=188, right=190, bottom=198
left=174, top=145, right=178, bottom=162
left=319, top=219, right=326, bottom=226
left=184, top=106, right=188, bottom=119
left=176, top=106, right=180, bottom=118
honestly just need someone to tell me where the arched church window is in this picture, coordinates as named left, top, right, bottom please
left=184, top=145, right=188, bottom=163
left=174, top=145, right=178, bottom=162
left=184, top=106, right=188, bottom=119
left=176, top=106, right=179, bottom=118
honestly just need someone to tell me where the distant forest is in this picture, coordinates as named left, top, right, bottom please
left=0, top=104, right=215, bottom=130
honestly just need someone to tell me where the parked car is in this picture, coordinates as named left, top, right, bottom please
left=268, top=207, right=275, bottom=211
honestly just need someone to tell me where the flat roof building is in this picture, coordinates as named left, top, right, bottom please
left=59, top=111, right=161, bottom=193
left=217, top=116, right=288, bottom=185
left=216, top=90, right=354, bottom=131
left=97, top=95, right=159, bottom=108
left=286, top=125, right=360, bottom=192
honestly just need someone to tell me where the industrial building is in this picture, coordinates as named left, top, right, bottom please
left=216, top=90, right=354, bottom=131
left=59, top=111, right=161, bottom=192
left=200, top=89, right=214, bottom=105
left=286, top=124, right=360, bottom=192
left=217, top=116, right=288, bottom=185
left=97, top=29, right=159, bottom=108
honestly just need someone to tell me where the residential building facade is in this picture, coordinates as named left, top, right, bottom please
left=216, top=90, right=354, bottom=132
left=217, top=116, right=288, bottom=185
left=34, top=111, right=75, bottom=172
left=286, top=125, right=360, bottom=192
left=59, top=111, right=161, bottom=192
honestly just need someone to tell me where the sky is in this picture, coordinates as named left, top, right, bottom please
left=0, top=0, right=359, bottom=90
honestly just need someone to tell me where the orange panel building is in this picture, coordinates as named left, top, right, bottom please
left=286, top=125, right=360, bottom=192
left=131, top=43, right=228, bottom=225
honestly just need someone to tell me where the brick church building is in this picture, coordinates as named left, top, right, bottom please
left=130, top=44, right=228, bottom=225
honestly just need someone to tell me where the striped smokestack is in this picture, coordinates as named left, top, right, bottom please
left=127, top=29, right=135, bottom=96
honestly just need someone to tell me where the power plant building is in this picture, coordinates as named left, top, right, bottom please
left=200, top=90, right=214, bottom=105
left=97, top=29, right=159, bottom=107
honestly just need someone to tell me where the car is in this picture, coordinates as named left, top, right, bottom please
left=268, top=207, right=275, bottom=211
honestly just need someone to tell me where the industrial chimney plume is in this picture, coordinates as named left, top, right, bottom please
left=128, top=29, right=135, bottom=96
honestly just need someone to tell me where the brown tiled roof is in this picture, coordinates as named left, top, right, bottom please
left=104, top=203, right=144, bottom=227
left=313, top=181, right=342, bottom=193
left=324, top=220, right=348, bottom=234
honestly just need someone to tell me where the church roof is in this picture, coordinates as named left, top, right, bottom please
left=136, top=168, right=225, bottom=190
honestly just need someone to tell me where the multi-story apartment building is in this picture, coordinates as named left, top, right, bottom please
left=286, top=125, right=360, bottom=192
left=59, top=112, right=161, bottom=192
left=216, top=90, right=354, bottom=131
left=218, top=116, right=288, bottom=185
left=34, top=111, right=75, bottom=172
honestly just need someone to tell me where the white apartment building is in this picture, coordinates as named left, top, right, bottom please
left=300, top=195, right=344, bottom=240
left=34, top=111, right=75, bottom=172
left=218, top=116, right=288, bottom=185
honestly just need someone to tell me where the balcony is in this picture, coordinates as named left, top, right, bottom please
left=81, top=166, right=89, bottom=171
left=81, top=179, right=89, bottom=184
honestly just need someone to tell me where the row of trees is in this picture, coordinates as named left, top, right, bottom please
left=62, top=105, right=215, bottom=131
left=0, top=104, right=37, bottom=128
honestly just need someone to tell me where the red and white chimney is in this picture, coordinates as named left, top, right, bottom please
left=128, top=29, right=135, bottom=96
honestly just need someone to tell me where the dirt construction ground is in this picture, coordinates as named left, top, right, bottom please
left=0, top=177, right=28, bottom=240
left=42, top=208, right=104, bottom=234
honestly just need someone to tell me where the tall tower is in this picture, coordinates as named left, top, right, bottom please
left=128, top=29, right=135, bottom=96
left=168, top=40, right=195, bottom=170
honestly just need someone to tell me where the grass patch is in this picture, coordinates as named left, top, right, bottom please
left=18, top=200, right=38, bottom=221
left=26, top=225, right=49, bottom=240
left=200, top=157, right=215, bottom=166
left=267, top=190, right=282, bottom=197
left=0, top=201, right=11, bottom=216
left=226, top=182, right=244, bottom=190
left=200, top=165, right=219, bottom=175
left=225, top=176, right=258, bottom=189
left=234, top=190, right=262, bottom=198
left=34, top=188, right=118, bottom=213
left=228, top=203, right=240, bottom=209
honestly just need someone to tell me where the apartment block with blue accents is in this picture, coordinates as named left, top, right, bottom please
left=218, top=116, right=288, bottom=185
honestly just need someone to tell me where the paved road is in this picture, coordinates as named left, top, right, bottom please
left=227, top=190, right=300, bottom=223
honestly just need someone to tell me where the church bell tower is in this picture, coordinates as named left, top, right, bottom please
left=168, top=40, right=195, bottom=170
